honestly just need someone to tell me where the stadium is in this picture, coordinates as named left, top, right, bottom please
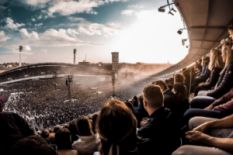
left=0, top=0, right=233, bottom=155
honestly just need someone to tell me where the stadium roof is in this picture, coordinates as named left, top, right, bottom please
left=157, top=0, right=233, bottom=76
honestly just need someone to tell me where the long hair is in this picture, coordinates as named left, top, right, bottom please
left=97, top=99, right=138, bottom=155
left=208, top=49, right=224, bottom=70
left=222, top=40, right=233, bottom=70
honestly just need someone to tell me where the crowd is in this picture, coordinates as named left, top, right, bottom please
left=0, top=24, right=233, bottom=155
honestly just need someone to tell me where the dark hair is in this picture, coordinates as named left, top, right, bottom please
left=10, top=135, right=57, bottom=155
left=97, top=99, right=138, bottom=155
left=76, top=116, right=93, bottom=136
left=143, top=84, right=164, bottom=108
left=174, top=73, right=185, bottom=84
left=173, top=83, right=188, bottom=101
left=55, top=128, right=72, bottom=150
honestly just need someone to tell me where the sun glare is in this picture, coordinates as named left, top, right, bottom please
left=110, top=10, right=188, bottom=64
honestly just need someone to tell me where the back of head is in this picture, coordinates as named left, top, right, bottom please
left=97, top=99, right=137, bottom=155
left=143, top=84, right=164, bottom=109
left=55, top=128, right=72, bottom=150
left=174, top=73, right=185, bottom=84
left=76, top=115, right=93, bottom=136
left=222, top=39, right=233, bottom=66
left=209, top=48, right=224, bottom=70
left=10, top=135, right=56, bottom=155
left=173, top=83, right=188, bottom=101
left=152, top=80, right=167, bottom=91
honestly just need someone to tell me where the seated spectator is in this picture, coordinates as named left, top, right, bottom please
left=97, top=99, right=141, bottom=155
left=191, top=56, right=210, bottom=91
left=55, top=128, right=77, bottom=155
left=174, top=73, right=185, bottom=85
left=194, top=48, right=223, bottom=96
left=190, top=39, right=233, bottom=108
left=138, top=84, right=180, bottom=155
left=153, top=80, right=175, bottom=109
left=172, top=114, right=233, bottom=155
left=9, top=135, right=57, bottom=155
left=172, top=83, right=189, bottom=127
left=184, top=87, right=233, bottom=123
left=72, top=116, right=100, bottom=155
left=0, top=96, right=34, bottom=155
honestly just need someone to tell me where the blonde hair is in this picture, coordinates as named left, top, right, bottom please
left=222, top=41, right=233, bottom=68
left=208, top=49, right=224, bottom=70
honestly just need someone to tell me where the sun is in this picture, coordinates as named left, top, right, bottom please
left=110, top=10, right=188, bottom=63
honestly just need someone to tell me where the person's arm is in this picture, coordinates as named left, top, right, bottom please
left=186, top=130, right=233, bottom=153
left=207, top=64, right=233, bottom=98
left=194, top=114, right=233, bottom=132
left=207, top=136, right=233, bottom=153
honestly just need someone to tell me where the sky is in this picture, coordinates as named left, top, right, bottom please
left=0, top=0, right=188, bottom=64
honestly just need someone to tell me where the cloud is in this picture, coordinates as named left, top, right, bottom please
left=78, top=21, right=121, bottom=36
left=41, top=28, right=80, bottom=42
left=5, top=17, right=25, bottom=30
left=0, top=31, right=9, bottom=42
left=24, top=0, right=50, bottom=6
left=48, top=0, right=99, bottom=16
left=20, top=28, right=40, bottom=40
left=121, top=4, right=145, bottom=16
left=48, top=0, right=129, bottom=16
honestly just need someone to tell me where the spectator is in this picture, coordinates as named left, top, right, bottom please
left=194, top=48, right=223, bottom=95
left=173, top=114, right=233, bottom=155
left=190, top=39, right=233, bottom=108
left=55, top=128, right=77, bottom=155
left=191, top=56, right=210, bottom=90
left=72, top=116, right=100, bottom=155
left=138, top=84, right=180, bottom=155
left=97, top=99, right=140, bottom=155
left=153, top=80, right=175, bottom=109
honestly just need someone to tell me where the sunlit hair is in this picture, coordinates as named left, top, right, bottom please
left=143, top=84, right=164, bottom=108
left=152, top=80, right=168, bottom=91
left=208, top=48, right=224, bottom=70
left=97, top=99, right=137, bottom=155
left=222, top=40, right=233, bottom=69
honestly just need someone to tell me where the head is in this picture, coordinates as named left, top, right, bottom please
left=97, top=99, right=137, bottom=155
left=174, top=73, right=185, bottom=84
left=201, top=56, right=210, bottom=66
left=76, top=115, right=94, bottom=136
left=221, top=39, right=233, bottom=66
left=10, top=135, right=56, bottom=155
left=208, top=48, right=224, bottom=70
left=152, top=80, right=168, bottom=91
left=55, top=128, right=72, bottom=150
left=143, top=84, right=164, bottom=115
left=173, top=83, right=188, bottom=100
